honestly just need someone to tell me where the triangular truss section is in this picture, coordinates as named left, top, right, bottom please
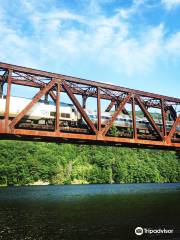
left=62, top=81, right=97, bottom=134
left=167, top=115, right=180, bottom=142
left=100, top=93, right=132, bottom=136
left=135, top=96, right=163, bottom=140
left=9, top=79, right=57, bottom=129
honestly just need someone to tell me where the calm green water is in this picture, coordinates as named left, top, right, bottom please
left=0, top=183, right=180, bottom=240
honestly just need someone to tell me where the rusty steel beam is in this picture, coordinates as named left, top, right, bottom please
left=161, top=99, right=167, bottom=137
left=3, top=78, right=43, bottom=88
left=2, top=128, right=179, bottom=149
left=97, top=87, right=101, bottom=131
left=55, top=82, right=60, bottom=132
left=167, top=105, right=177, bottom=121
left=0, top=62, right=180, bottom=103
left=4, top=69, right=12, bottom=130
left=135, top=96, right=163, bottom=140
left=0, top=76, right=178, bottom=112
left=49, top=90, right=56, bottom=102
left=132, top=97, right=137, bottom=139
left=105, top=100, right=115, bottom=112
left=1, top=77, right=57, bottom=104
left=101, top=93, right=132, bottom=136
left=9, top=79, right=56, bottom=129
left=2, top=77, right=118, bottom=101
left=62, top=81, right=97, bottom=134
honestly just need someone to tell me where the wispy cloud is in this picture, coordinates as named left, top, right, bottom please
left=118, top=0, right=145, bottom=19
left=0, top=0, right=180, bottom=80
left=162, top=0, right=180, bottom=10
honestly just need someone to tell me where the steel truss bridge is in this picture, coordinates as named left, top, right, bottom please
left=0, top=62, right=179, bottom=150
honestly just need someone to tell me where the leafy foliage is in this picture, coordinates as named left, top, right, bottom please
left=0, top=141, right=179, bottom=186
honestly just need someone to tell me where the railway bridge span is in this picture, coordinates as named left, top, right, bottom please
left=0, top=62, right=179, bottom=150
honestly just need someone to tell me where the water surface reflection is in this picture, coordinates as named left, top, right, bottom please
left=0, top=183, right=179, bottom=240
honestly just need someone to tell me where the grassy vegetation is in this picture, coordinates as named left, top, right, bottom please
left=0, top=140, right=179, bottom=186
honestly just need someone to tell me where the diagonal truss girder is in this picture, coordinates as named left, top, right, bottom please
left=9, top=79, right=56, bottom=129
left=63, top=82, right=97, bottom=134
left=101, top=94, right=132, bottom=136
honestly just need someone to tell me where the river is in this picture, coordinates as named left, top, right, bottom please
left=0, top=183, right=179, bottom=240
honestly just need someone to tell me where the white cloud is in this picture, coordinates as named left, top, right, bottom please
left=165, top=32, right=180, bottom=58
left=162, top=0, right=180, bottom=10
left=0, top=0, right=180, bottom=79
left=118, top=0, right=145, bottom=19
left=97, top=24, right=164, bottom=76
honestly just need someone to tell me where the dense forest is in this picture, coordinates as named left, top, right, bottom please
left=0, top=140, right=179, bottom=186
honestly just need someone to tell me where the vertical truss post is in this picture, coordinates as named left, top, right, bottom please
left=55, top=82, right=60, bottom=132
left=4, top=69, right=12, bottom=130
left=132, top=96, right=137, bottom=139
left=45, top=93, right=49, bottom=104
left=161, top=98, right=167, bottom=138
left=82, top=95, right=87, bottom=109
left=115, top=102, right=118, bottom=110
left=81, top=95, right=88, bottom=124
left=97, top=87, right=101, bottom=131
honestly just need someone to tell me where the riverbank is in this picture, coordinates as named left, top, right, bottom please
left=1, top=181, right=180, bottom=187
left=0, top=179, right=90, bottom=186
left=0, top=141, right=179, bottom=186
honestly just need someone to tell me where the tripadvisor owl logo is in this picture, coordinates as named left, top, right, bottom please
left=135, top=226, right=174, bottom=236
left=135, top=227, right=143, bottom=236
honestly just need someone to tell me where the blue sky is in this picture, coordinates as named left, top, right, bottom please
left=0, top=0, right=180, bottom=98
